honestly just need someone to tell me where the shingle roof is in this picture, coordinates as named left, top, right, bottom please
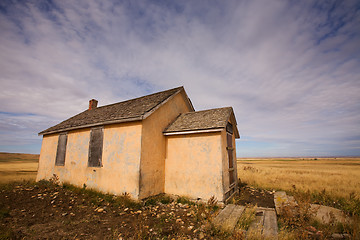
left=39, top=87, right=186, bottom=135
left=164, top=107, right=239, bottom=137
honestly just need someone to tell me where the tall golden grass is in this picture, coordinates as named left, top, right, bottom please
left=0, top=152, right=38, bottom=183
left=237, top=158, right=360, bottom=200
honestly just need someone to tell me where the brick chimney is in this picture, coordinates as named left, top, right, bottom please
left=89, top=99, right=98, bottom=110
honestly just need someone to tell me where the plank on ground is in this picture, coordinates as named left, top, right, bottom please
left=263, top=208, right=278, bottom=237
left=222, top=205, right=245, bottom=232
left=213, top=204, right=236, bottom=226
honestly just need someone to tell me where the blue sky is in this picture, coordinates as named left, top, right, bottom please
left=0, top=0, right=359, bottom=157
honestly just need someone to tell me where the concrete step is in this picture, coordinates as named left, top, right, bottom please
left=310, top=204, right=351, bottom=224
left=274, top=191, right=297, bottom=215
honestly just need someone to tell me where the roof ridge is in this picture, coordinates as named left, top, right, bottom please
left=164, top=106, right=236, bottom=135
left=141, top=87, right=183, bottom=118
left=181, top=106, right=232, bottom=115
left=39, top=86, right=185, bottom=135
left=94, top=86, right=184, bottom=110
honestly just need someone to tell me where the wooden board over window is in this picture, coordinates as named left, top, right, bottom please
left=226, top=122, right=235, bottom=185
left=226, top=122, right=233, bottom=134
left=55, top=133, right=67, bottom=166
left=88, top=127, right=103, bottom=167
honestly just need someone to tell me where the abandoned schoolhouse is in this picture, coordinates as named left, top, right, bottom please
left=37, top=86, right=240, bottom=202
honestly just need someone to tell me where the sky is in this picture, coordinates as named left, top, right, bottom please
left=0, top=0, right=359, bottom=157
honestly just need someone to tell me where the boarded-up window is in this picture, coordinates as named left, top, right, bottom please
left=227, top=123, right=235, bottom=185
left=226, top=123, right=233, bottom=135
left=55, top=133, right=67, bottom=166
left=227, top=133, right=233, bottom=168
left=88, top=127, right=103, bottom=167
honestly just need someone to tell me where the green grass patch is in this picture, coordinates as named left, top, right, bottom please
left=61, top=182, right=141, bottom=209
left=144, top=194, right=174, bottom=206
left=176, top=196, right=194, bottom=205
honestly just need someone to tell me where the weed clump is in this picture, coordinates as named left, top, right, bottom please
left=144, top=194, right=174, bottom=206
left=237, top=205, right=257, bottom=230
left=176, top=196, right=193, bottom=205
left=277, top=193, right=357, bottom=238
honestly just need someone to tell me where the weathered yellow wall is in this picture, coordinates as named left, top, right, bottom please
left=36, top=134, right=58, bottom=181
left=139, top=91, right=193, bottom=199
left=53, top=128, right=90, bottom=188
left=101, top=122, right=142, bottom=197
left=165, top=132, right=224, bottom=201
left=37, top=122, right=142, bottom=199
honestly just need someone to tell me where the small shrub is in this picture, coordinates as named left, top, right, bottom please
left=278, top=195, right=315, bottom=230
left=49, top=174, right=60, bottom=185
left=207, top=195, right=218, bottom=206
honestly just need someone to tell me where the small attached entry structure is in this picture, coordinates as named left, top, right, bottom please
left=37, top=86, right=240, bottom=202
left=163, top=108, right=240, bottom=201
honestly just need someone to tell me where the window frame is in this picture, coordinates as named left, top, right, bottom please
left=88, top=127, right=104, bottom=167
left=55, top=133, right=67, bottom=166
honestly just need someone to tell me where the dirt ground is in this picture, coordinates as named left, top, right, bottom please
left=235, top=186, right=275, bottom=208
left=0, top=181, right=275, bottom=239
left=0, top=182, right=204, bottom=239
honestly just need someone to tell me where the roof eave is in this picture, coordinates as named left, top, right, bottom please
left=163, top=127, right=224, bottom=136
left=38, top=116, right=143, bottom=136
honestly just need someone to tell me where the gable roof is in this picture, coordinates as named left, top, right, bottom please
left=39, top=86, right=193, bottom=135
left=163, top=107, right=240, bottom=138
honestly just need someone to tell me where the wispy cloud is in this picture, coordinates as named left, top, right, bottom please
left=0, top=0, right=359, bottom=156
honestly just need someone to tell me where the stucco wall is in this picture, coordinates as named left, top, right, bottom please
left=139, top=91, right=193, bottom=199
left=164, top=132, right=224, bottom=201
left=37, top=122, right=142, bottom=199
left=36, top=134, right=58, bottom=181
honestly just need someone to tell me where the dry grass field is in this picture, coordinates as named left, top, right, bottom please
left=237, top=157, right=360, bottom=215
left=237, top=157, right=360, bottom=199
left=0, top=152, right=38, bottom=183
